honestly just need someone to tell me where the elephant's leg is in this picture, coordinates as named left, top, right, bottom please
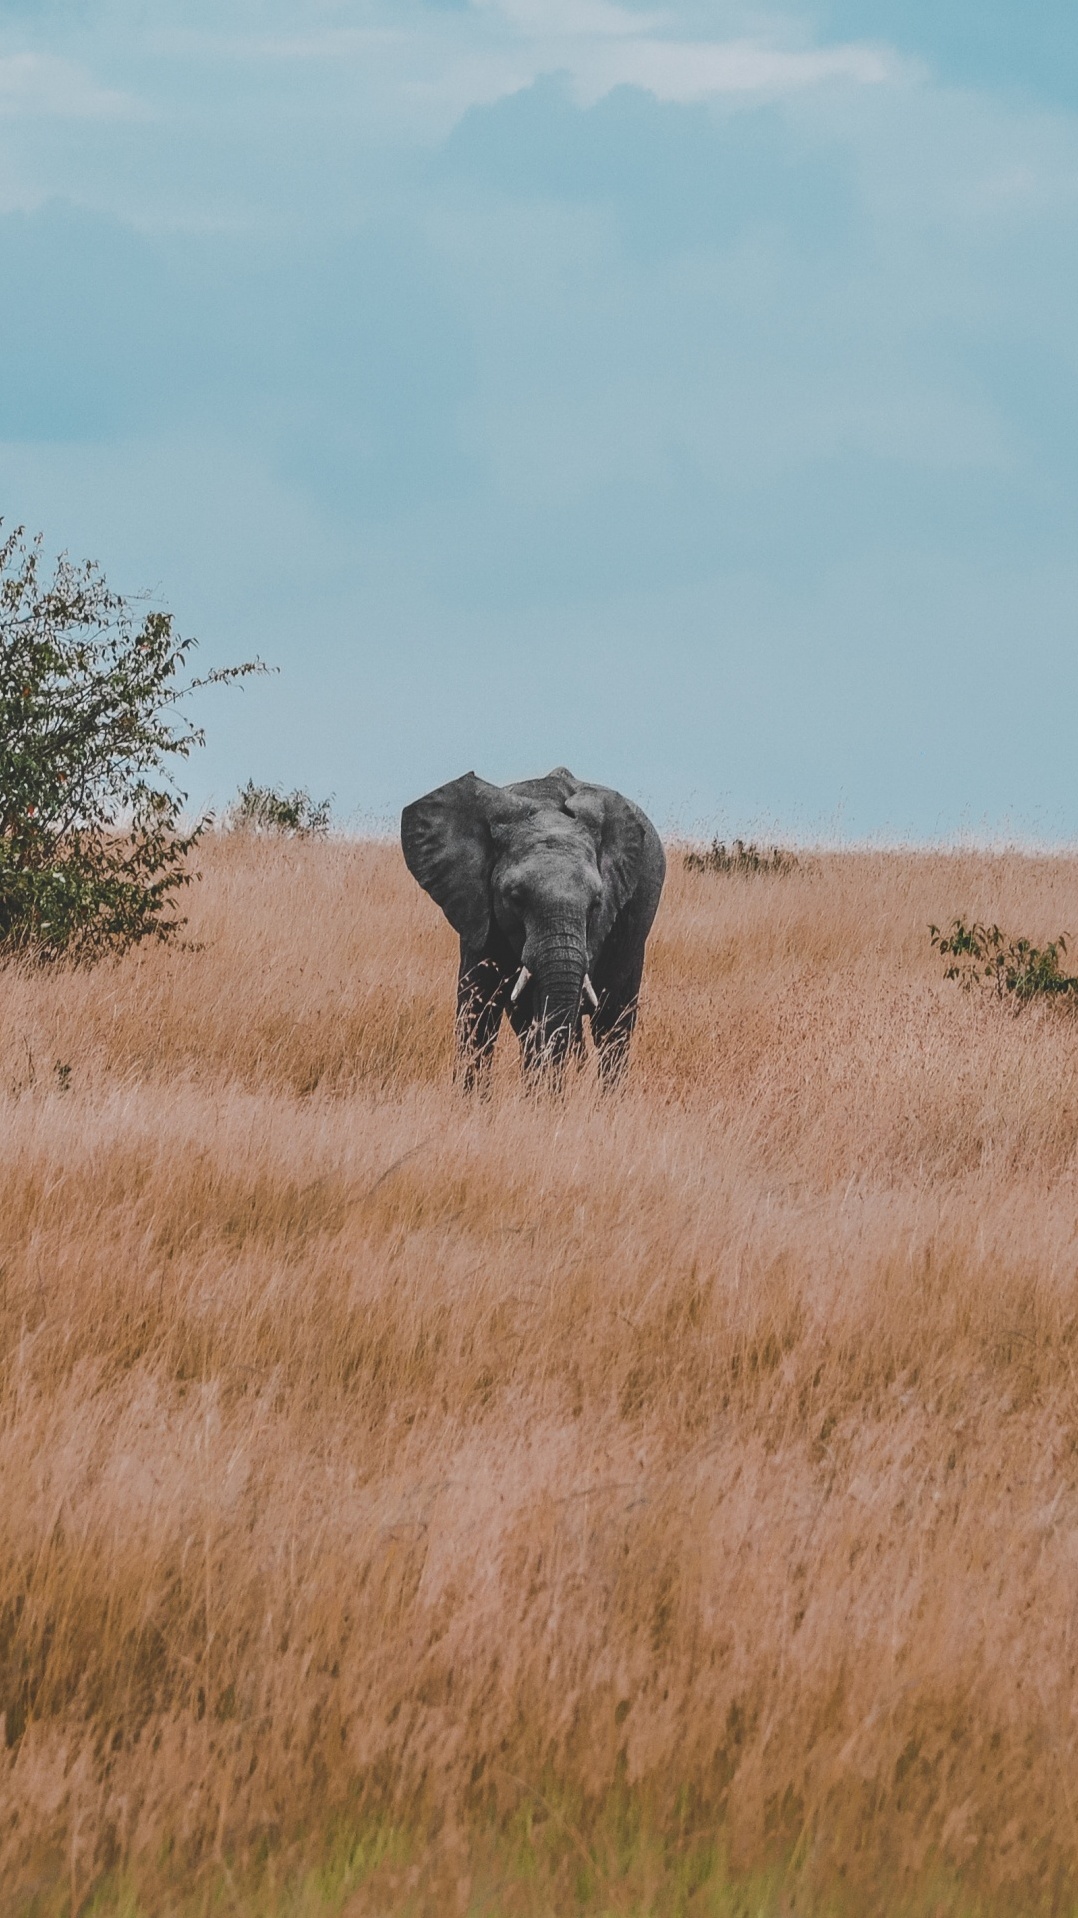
left=590, top=974, right=641, bottom=1084
left=590, top=911, right=649, bottom=1085
left=456, top=955, right=506, bottom=1092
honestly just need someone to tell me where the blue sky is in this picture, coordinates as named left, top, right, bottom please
left=0, top=2, right=1075, bottom=836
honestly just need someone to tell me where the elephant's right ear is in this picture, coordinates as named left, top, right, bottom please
left=401, top=772, right=501, bottom=949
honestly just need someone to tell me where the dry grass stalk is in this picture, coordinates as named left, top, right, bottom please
left=3, top=836, right=1078, bottom=1912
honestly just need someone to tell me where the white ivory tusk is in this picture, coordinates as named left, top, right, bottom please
left=510, top=965, right=531, bottom=1003
left=582, top=974, right=599, bottom=1010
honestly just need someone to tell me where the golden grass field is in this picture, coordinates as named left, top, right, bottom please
left=5, top=832, right=1078, bottom=1915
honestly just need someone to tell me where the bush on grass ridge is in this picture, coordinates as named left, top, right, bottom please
left=226, top=779, right=332, bottom=837
left=684, top=837, right=798, bottom=877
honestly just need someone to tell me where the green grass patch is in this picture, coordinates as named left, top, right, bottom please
left=11, top=1808, right=1061, bottom=1918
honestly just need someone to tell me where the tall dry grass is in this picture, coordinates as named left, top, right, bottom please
left=4, top=835, right=1078, bottom=1912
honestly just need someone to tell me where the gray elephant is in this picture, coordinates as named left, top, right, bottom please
left=401, top=767, right=665, bottom=1086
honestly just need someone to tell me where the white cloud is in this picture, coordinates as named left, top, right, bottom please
left=569, top=35, right=895, bottom=104
left=0, top=53, right=144, bottom=121
left=477, top=0, right=665, bottom=37
left=476, top=0, right=896, bottom=99
left=462, top=0, right=898, bottom=110
left=145, top=9, right=899, bottom=133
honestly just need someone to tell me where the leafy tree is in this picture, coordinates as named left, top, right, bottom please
left=0, top=524, right=260, bottom=961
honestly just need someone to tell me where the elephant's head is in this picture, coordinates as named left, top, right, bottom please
left=401, top=768, right=646, bottom=1067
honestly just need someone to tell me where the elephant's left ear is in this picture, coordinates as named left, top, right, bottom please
left=565, top=788, right=646, bottom=942
left=401, top=772, right=503, bottom=948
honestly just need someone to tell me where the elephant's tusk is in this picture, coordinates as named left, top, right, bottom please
left=510, top=965, right=532, bottom=1003
left=582, top=974, right=599, bottom=1010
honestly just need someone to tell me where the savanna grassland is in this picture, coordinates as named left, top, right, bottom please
left=6, top=835, right=1078, bottom=1915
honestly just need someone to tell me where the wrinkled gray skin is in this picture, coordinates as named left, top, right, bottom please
left=401, top=767, right=666, bottom=1088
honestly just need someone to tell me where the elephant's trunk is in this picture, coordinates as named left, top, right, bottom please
left=525, top=922, right=588, bottom=1070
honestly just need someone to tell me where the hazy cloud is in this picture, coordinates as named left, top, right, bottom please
left=0, top=50, right=142, bottom=118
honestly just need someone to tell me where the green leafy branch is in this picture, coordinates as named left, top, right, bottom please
left=929, top=919, right=1078, bottom=1003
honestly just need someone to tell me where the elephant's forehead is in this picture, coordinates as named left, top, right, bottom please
left=500, top=814, right=590, bottom=857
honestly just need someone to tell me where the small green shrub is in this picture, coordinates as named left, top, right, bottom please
left=929, top=918, right=1078, bottom=1002
left=684, top=838, right=798, bottom=878
left=0, top=524, right=260, bottom=962
left=226, top=780, right=332, bottom=837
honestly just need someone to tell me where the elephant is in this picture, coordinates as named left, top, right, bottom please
left=401, top=767, right=666, bottom=1087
